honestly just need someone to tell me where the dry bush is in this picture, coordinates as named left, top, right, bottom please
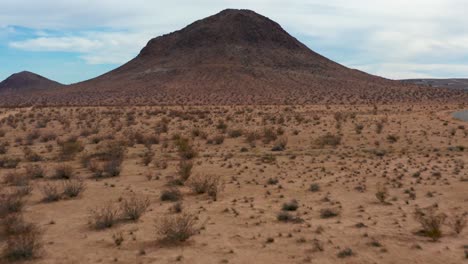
left=414, top=206, right=447, bottom=241
left=155, top=213, right=199, bottom=243
left=315, top=133, right=341, bottom=147
left=120, top=196, right=150, bottom=221
left=449, top=213, right=466, bottom=235
left=0, top=192, right=25, bottom=217
left=41, top=183, right=61, bottom=202
left=58, top=138, right=84, bottom=160
left=112, top=231, right=124, bottom=246
left=53, top=165, right=74, bottom=179
left=3, top=224, right=42, bottom=261
left=62, top=179, right=86, bottom=198
left=25, top=164, right=44, bottom=179
left=320, top=208, right=339, bottom=219
left=277, top=211, right=303, bottom=223
left=228, top=129, right=243, bottom=138
left=22, top=147, right=43, bottom=162
left=141, top=149, right=154, bottom=166
left=282, top=200, right=299, bottom=211
left=1, top=214, right=35, bottom=237
left=208, top=135, right=225, bottom=145
left=0, top=142, right=7, bottom=154
left=386, top=134, right=399, bottom=143
left=309, top=183, right=320, bottom=192
left=262, top=127, right=278, bottom=144
left=245, top=131, right=259, bottom=146
left=89, top=203, right=119, bottom=230
left=175, top=138, right=197, bottom=160
left=375, top=183, right=389, bottom=204
left=82, top=141, right=125, bottom=178
left=4, top=172, right=30, bottom=186
left=40, top=132, right=57, bottom=142
left=178, top=160, right=193, bottom=182
left=160, top=188, right=182, bottom=202
left=0, top=157, right=21, bottom=169
left=187, top=174, right=224, bottom=201
left=271, top=136, right=288, bottom=151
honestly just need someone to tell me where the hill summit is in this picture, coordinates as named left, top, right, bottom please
left=0, top=9, right=466, bottom=106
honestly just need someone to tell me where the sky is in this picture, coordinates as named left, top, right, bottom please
left=1, top=0, right=468, bottom=84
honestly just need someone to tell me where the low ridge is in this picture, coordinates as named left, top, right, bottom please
left=0, top=71, right=62, bottom=93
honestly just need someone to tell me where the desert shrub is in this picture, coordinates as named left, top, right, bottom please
left=22, top=147, right=43, bottom=162
left=4, top=172, right=30, bottom=186
left=89, top=203, right=119, bottom=230
left=120, top=196, right=150, bottom=221
left=375, top=183, right=389, bottom=204
left=315, top=134, right=341, bottom=147
left=25, top=164, right=45, bottom=179
left=40, top=132, right=57, bottom=142
left=58, top=138, right=84, bottom=160
left=376, top=122, right=384, bottom=134
left=355, top=124, right=364, bottom=134
left=3, top=225, right=42, bottom=261
left=175, top=138, right=197, bottom=160
left=191, top=128, right=201, bottom=137
left=209, top=135, right=225, bottom=145
left=155, top=213, right=199, bottom=243
left=0, top=157, right=21, bottom=168
left=386, top=134, right=399, bottom=143
left=337, top=248, right=354, bottom=258
left=449, top=213, right=466, bottom=235
left=0, top=142, right=8, bottom=154
left=277, top=211, right=303, bottom=223
left=271, top=136, right=288, bottom=151
left=216, top=120, right=227, bottom=131
left=62, top=179, right=86, bottom=198
left=414, top=206, right=447, bottom=241
left=0, top=192, right=25, bottom=217
left=178, top=160, right=193, bottom=182
left=187, top=174, right=224, bottom=201
left=155, top=120, right=169, bottom=134
left=112, top=231, right=124, bottom=246
left=41, top=183, right=61, bottom=202
left=228, top=129, right=243, bottom=138
left=53, top=165, right=74, bottom=179
left=1, top=214, right=35, bottom=236
left=282, top=200, right=299, bottom=211
left=141, top=149, right=154, bottom=166
left=267, top=178, right=279, bottom=185
left=245, top=131, right=259, bottom=146
left=170, top=202, right=183, bottom=214
left=103, top=160, right=121, bottom=177
left=309, top=183, right=320, bottom=192
left=161, top=188, right=182, bottom=202
left=320, top=208, right=339, bottom=219
left=262, top=127, right=278, bottom=144
left=261, top=154, right=276, bottom=164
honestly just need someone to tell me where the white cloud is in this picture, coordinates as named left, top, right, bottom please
left=9, top=31, right=154, bottom=64
left=353, top=63, right=468, bottom=80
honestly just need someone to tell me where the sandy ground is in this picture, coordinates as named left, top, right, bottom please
left=0, top=104, right=466, bottom=264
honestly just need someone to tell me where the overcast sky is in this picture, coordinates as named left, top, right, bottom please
left=1, top=0, right=467, bottom=84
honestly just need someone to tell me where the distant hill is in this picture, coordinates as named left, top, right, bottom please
left=402, top=79, right=468, bottom=90
left=0, top=71, right=63, bottom=93
left=0, top=9, right=466, bottom=106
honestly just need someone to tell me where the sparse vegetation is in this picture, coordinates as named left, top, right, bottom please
left=120, top=195, right=150, bottom=221
left=155, top=213, right=199, bottom=243
left=414, top=206, right=447, bottom=241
